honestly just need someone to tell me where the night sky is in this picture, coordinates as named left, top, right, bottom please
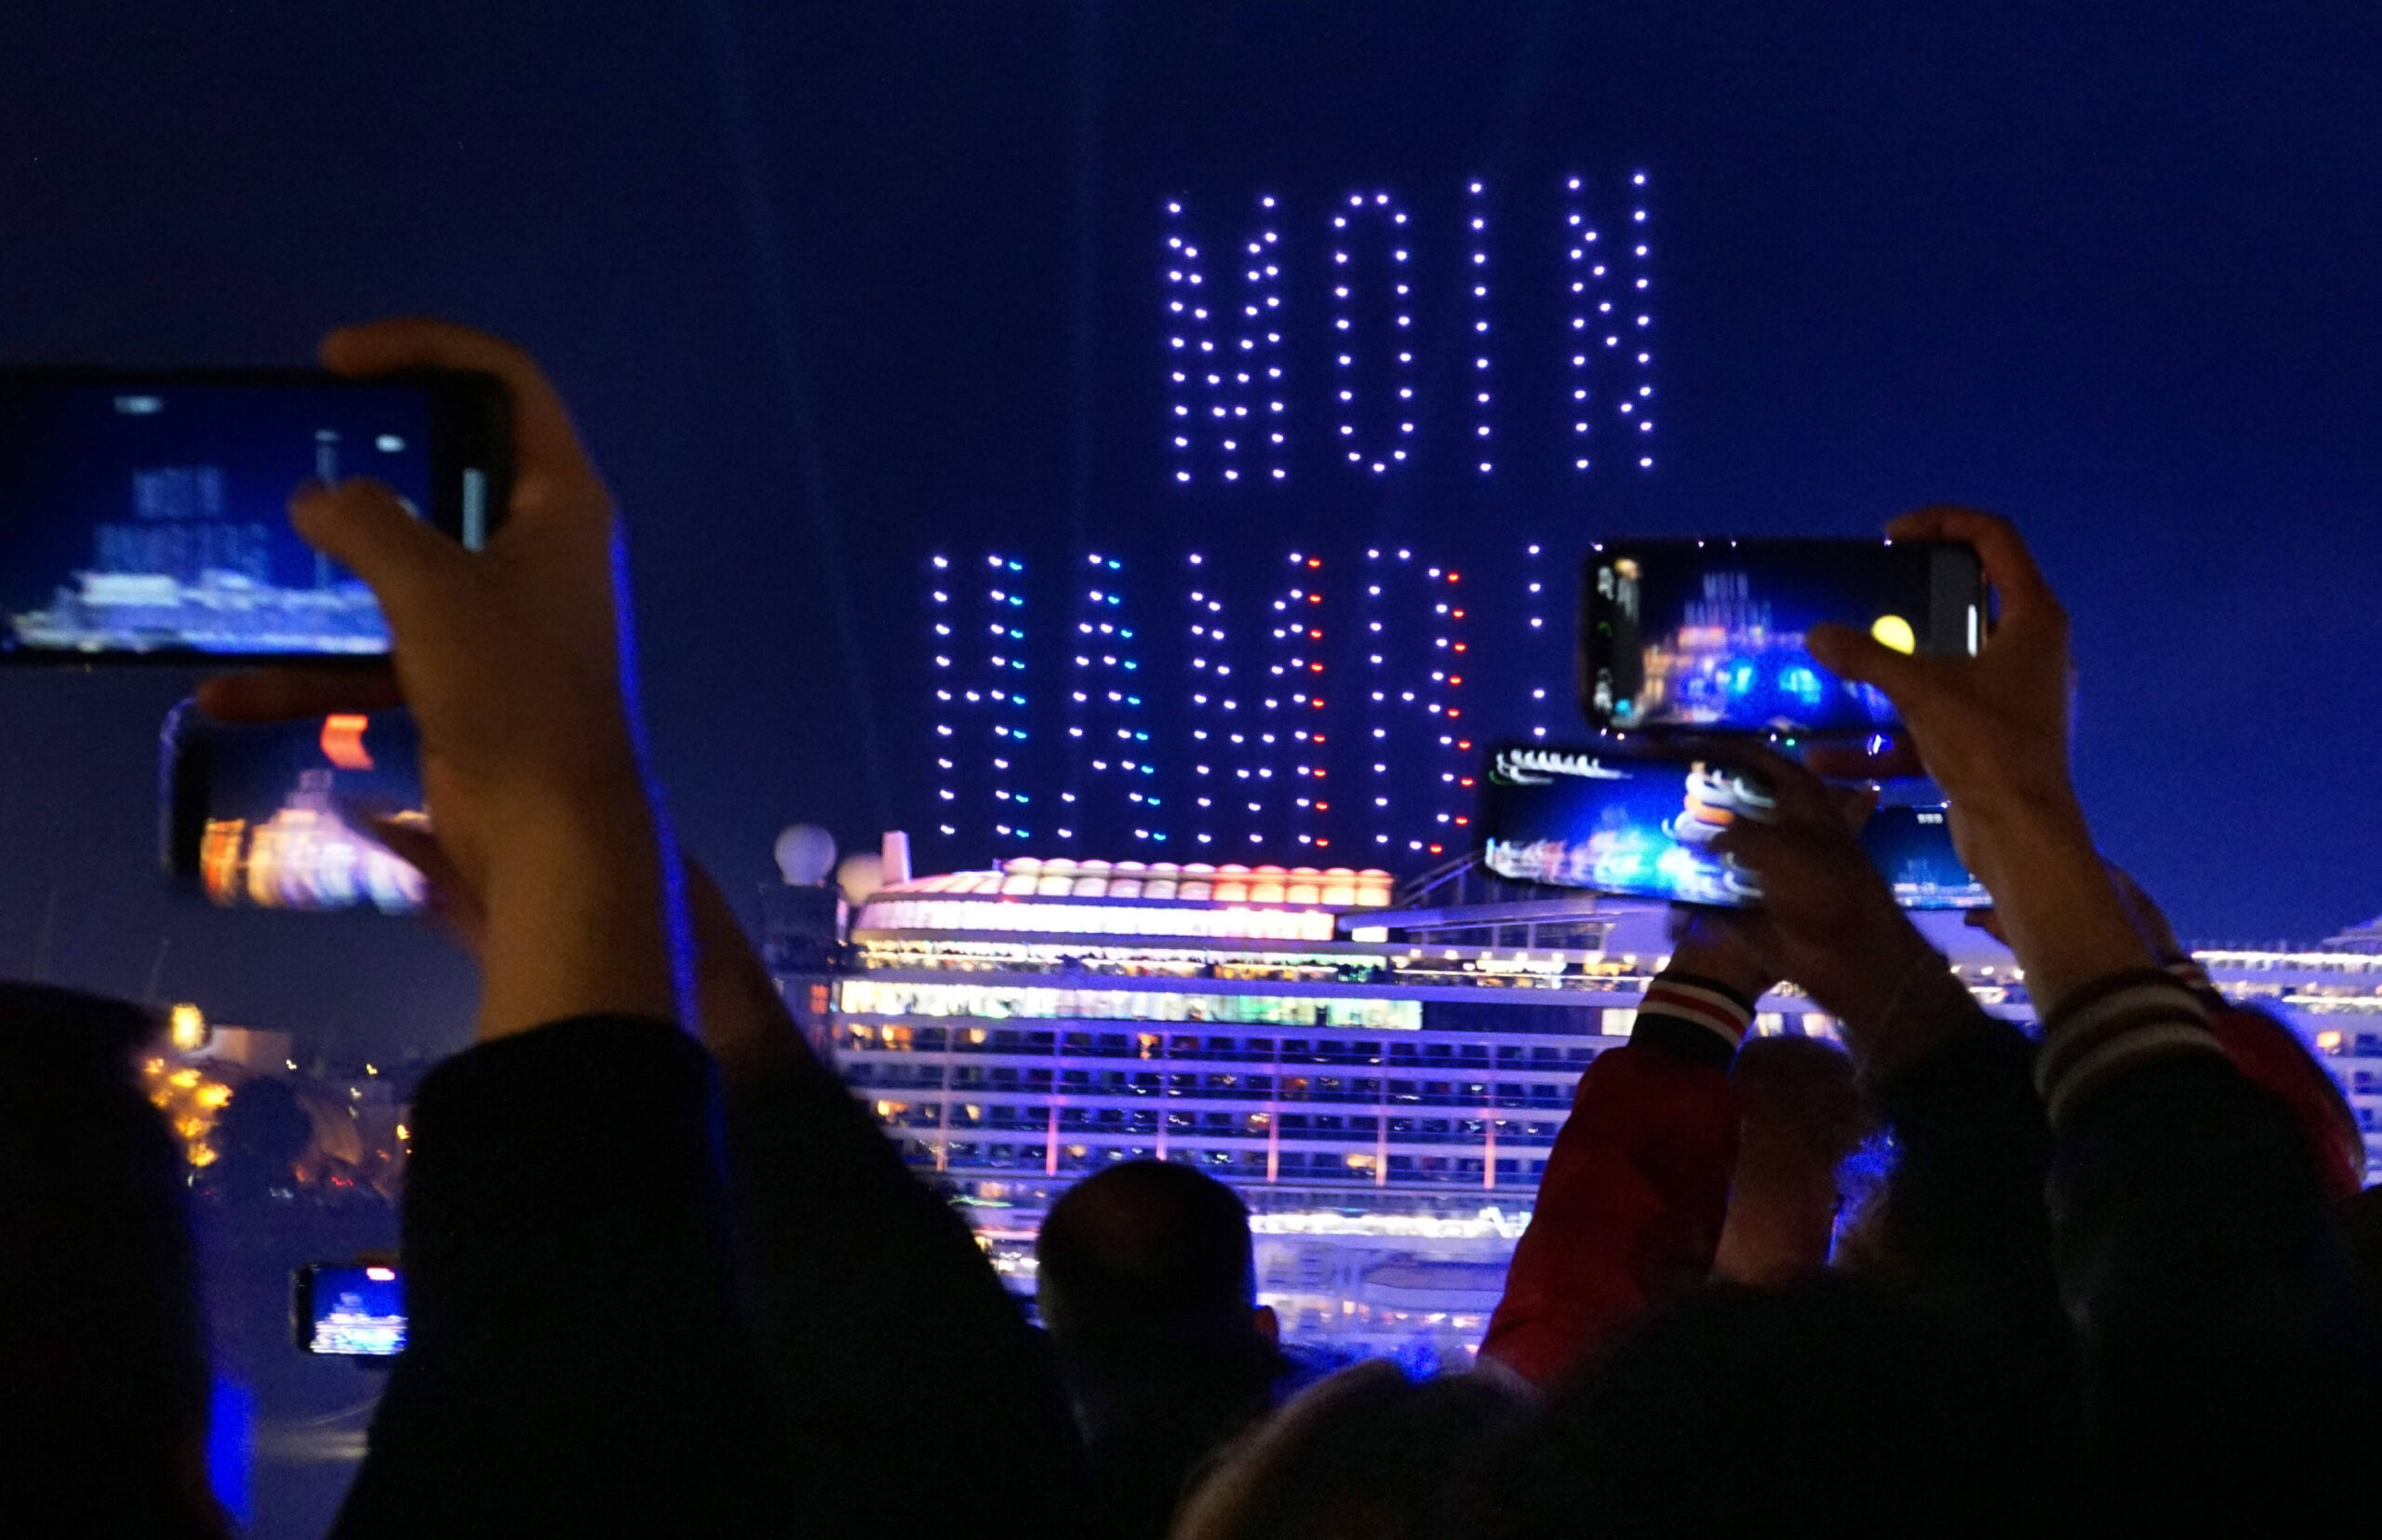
left=2, top=2, right=2377, bottom=1061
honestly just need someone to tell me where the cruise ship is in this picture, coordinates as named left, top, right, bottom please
left=808, top=851, right=2382, bottom=1367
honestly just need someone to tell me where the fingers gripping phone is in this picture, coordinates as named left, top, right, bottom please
left=1579, top=539, right=1985, bottom=737
left=0, top=368, right=509, bottom=663
left=161, top=703, right=428, bottom=914
left=1477, top=743, right=1988, bottom=909
left=293, top=1264, right=406, bottom=1356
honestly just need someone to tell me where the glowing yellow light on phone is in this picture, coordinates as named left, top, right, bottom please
left=168, top=1003, right=207, bottom=1051
left=1870, top=614, right=1917, bottom=654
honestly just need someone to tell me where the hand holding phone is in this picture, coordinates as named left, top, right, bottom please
left=196, top=320, right=677, bottom=1041
left=1803, top=507, right=2152, bottom=1014
left=1477, top=742, right=1987, bottom=909
left=1696, top=747, right=1956, bottom=1064
left=0, top=368, right=508, bottom=663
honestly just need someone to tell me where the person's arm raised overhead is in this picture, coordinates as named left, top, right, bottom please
left=1706, top=746, right=2065, bottom=1392
left=200, top=318, right=674, bottom=1039
left=1808, top=507, right=2380, bottom=1525
left=1803, top=508, right=2154, bottom=1019
left=1479, top=914, right=1758, bottom=1386
left=206, top=320, right=789, bottom=1537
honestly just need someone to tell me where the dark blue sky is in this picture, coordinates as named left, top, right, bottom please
left=2, top=2, right=2377, bottom=1058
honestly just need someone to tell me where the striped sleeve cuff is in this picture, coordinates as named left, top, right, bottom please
left=2036, top=969, right=2226, bottom=1127
left=1634, top=972, right=1757, bottom=1063
left=2162, top=957, right=2226, bottom=1009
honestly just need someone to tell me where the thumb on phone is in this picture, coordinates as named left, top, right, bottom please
left=288, top=477, right=467, bottom=635
left=1808, top=621, right=1934, bottom=703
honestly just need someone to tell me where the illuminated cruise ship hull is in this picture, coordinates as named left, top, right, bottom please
left=821, top=860, right=2382, bottom=1363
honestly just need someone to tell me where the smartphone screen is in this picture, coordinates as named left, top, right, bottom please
left=1478, top=743, right=1772, bottom=907
left=1579, top=539, right=1984, bottom=735
left=0, top=369, right=506, bottom=663
left=294, top=1265, right=407, bottom=1356
left=161, top=703, right=427, bottom=914
left=1477, top=743, right=1988, bottom=909
left=1860, top=802, right=1989, bottom=910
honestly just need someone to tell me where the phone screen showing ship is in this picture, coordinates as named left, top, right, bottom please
left=1477, top=745, right=1772, bottom=907
left=1586, top=542, right=1965, bottom=735
left=0, top=381, right=435, bottom=657
left=192, top=710, right=428, bottom=915
left=301, top=1265, right=407, bottom=1356
left=1857, top=804, right=1989, bottom=910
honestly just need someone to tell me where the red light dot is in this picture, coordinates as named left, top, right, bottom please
left=1453, top=642, right=1468, bottom=652
left=1449, top=676, right=1463, bottom=686
left=1454, top=816, right=1470, bottom=826
left=1447, top=573, right=1460, bottom=583
left=1308, top=594, right=1321, bottom=604
left=1447, top=708, right=1461, bottom=718
left=1429, top=844, right=1444, bottom=854
left=1306, top=557, right=1322, bottom=569
left=1452, top=609, right=1465, bottom=620
left=1460, top=777, right=1474, bottom=787
left=1458, top=741, right=1473, bottom=750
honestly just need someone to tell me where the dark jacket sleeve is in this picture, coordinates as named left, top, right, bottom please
left=722, top=1051, right=1084, bottom=1540
left=334, top=1016, right=794, bottom=1540
left=2037, top=971, right=2382, bottom=1527
left=1479, top=973, right=1746, bottom=1386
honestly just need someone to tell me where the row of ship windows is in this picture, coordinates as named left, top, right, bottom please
left=849, top=1065, right=1577, bottom=1105
left=842, top=982, right=1428, bottom=1029
left=841, top=1025, right=1603, bottom=1065
left=872, top=1105, right=1563, bottom=1139
left=890, top=1140, right=1551, bottom=1181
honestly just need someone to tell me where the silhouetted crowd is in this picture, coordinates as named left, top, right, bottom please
left=7, top=322, right=2382, bottom=1537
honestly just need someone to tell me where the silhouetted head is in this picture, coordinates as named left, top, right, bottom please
left=1038, top=1159, right=1276, bottom=1381
left=1171, top=1361, right=1532, bottom=1540
left=0, top=983, right=227, bottom=1536
left=1038, top=1160, right=1284, bottom=1539
left=1481, top=1273, right=2059, bottom=1538
left=207, top=1073, right=313, bottom=1199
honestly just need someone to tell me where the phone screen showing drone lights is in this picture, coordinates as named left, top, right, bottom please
left=1479, top=744, right=1990, bottom=911
left=296, top=1265, right=407, bottom=1356
left=1581, top=539, right=1983, bottom=736
left=0, top=372, right=500, bottom=662
left=1478, top=744, right=1772, bottom=907
left=1860, top=803, right=1989, bottom=910
left=164, top=705, right=428, bottom=915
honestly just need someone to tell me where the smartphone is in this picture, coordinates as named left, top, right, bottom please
left=1860, top=800, right=1989, bottom=909
left=0, top=368, right=509, bottom=663
left=1476, top=743, right=1988, bottom=909
left=161, top=702, right=428, bottom=914
left=1578, top=539, right=1984, bottom=736
left=293, top=1264, right=407, bottom=1356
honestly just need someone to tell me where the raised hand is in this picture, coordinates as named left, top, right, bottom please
left=1805, top=508, right=2074, bottom=861
left=1796, top=508, right=2149, bottom=1012
left=200, top=319, right=675, bottom=1038
left=1695, top=745, right=1946, bottom=1071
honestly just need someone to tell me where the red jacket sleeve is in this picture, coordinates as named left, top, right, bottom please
left=1479, top=974, right=1749, bottom=1386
